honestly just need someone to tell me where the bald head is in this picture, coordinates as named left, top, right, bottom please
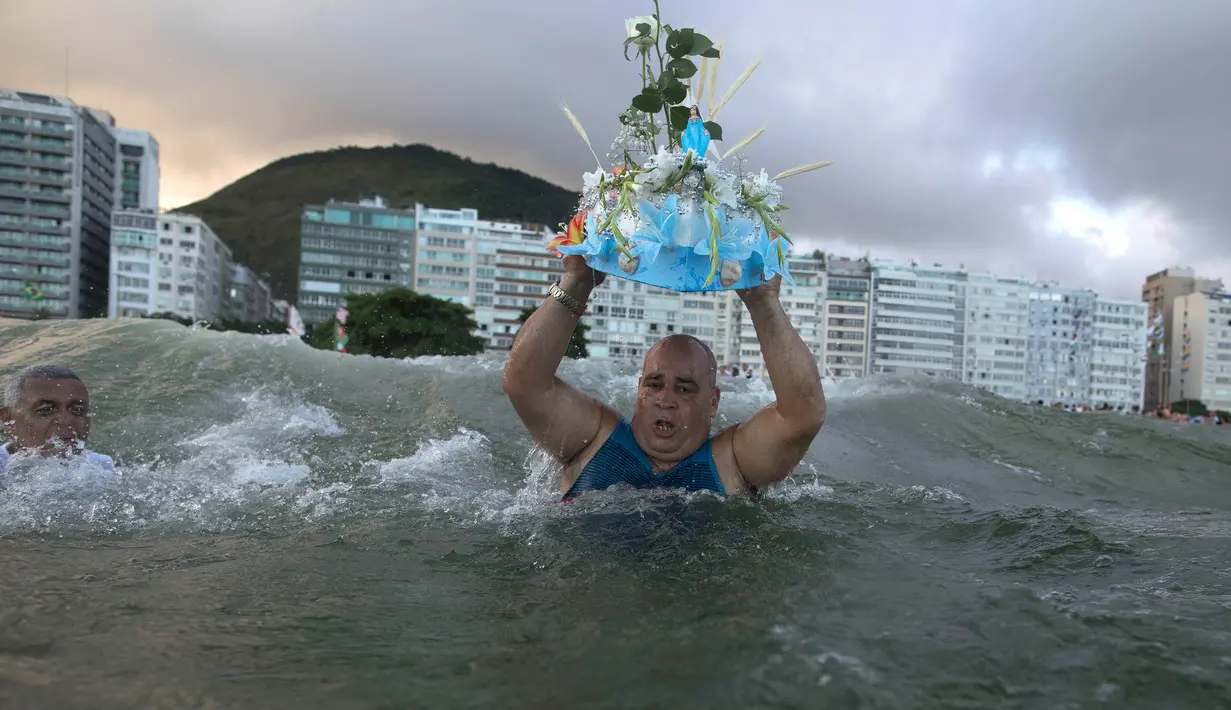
left=646, top=334, right=717, bottom=387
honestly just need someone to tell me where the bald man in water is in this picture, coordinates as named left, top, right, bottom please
left=502, top=255, right=826, bottom=500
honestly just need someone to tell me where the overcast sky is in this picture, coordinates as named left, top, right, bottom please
left=2, top=0, right=1228, bottom=298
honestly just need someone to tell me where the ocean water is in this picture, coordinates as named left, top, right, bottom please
left=1, top=317, right=1230, bottom=709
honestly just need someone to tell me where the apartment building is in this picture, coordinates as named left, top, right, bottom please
left=963, top=273, right=1030, bottom=400
left=869, top=260, right=965, bottom=378
left=108, top=208, right=159, bottom=317
left=824, top=256, right=872, bottom=378
left=1090, top=295, right=1148, bottom=410
left=226, top=263, right=273, bottom=323
left=1141, top=266, right=1224, bottom=411
left=414, top=204, right=476, bottom=308
left=733, top=255, right=823, bottom=377
left=297, top=196, right=743, bottom=363
left=1026, top=284, right=1097, bottom=406
left=0, top=89, right=116, bottom=319
left=113, top=128, right=159, bottom=211
left=297, top=193, right=417, bottom=324
left=1025, top=284, right=1148, bottom=409
left=1168, top=290, right=1231, bottom=413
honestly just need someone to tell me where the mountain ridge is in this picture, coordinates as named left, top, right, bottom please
left=173, top=143, right=580, bottom=299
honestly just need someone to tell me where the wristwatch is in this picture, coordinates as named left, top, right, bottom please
left=548, top=281, right=586, bottom=316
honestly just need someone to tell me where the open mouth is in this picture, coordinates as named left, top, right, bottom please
left=653, top=418, right=675, bottom=437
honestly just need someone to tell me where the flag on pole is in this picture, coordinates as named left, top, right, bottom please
left=335, top=306, right=349, bottom=352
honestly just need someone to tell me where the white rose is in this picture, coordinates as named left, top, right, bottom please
left=625, top=16, right=660, bottom=50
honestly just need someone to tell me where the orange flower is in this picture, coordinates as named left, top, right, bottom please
left=548, top=211, right=588, bottom=254
left=612, top=166, right=627, bottom=177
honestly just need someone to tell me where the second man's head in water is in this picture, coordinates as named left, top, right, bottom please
left=2, top=363, right=93, bottom=457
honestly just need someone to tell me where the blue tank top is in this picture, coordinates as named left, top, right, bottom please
left=562, top=418, right=725, bottom=500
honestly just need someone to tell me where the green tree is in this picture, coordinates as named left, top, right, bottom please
left=517, top=306, right=590, bottom=359
left=310, top=288, right=485, bottom=358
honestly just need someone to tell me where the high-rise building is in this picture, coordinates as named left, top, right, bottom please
left=869, top=260, right=966, bottom=378
left=734, top=255, right=825, bottom=377
left=1168, top=290, right=1231, bottom=413
left=226, top=263, right=273, bottom=323
left=0, top=89, right=117, bottom=319
left=110, top=209, right=269, bottom=323
left=297, top=194, right=418, bottom=325
left=113, top=128, right=159, bottom=211
left=1026, top=284, right=1147, bottom=409
left=1141, top=266, right=1224, bottom=411
left=1026, top=284, right=1097, bottom=406
left=1090, top=295, right=1148, bottom=411
left=476, top=214, right=558, bottom=348
left=963, top=273, right=1030, bottom=400
left=823, top=256, right=873, bottom=378
left=108, top=208, right=159, bottom=317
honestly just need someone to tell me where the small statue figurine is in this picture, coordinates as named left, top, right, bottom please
left=680, top=105, right=711, bottom=158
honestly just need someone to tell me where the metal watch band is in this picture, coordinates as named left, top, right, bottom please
left=548, top=281, right=586, bottom=316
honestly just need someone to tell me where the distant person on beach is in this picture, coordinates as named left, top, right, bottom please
left=0, top=364, right=115, bottom=472
left=503, top=255, right=826, bottom=500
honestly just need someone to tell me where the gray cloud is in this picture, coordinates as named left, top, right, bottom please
left=2, top=0, right=1228, bottom=298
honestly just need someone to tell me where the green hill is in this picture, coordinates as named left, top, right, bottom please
left=173, top=144, right=580, bottom=300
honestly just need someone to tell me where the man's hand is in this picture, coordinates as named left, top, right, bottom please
left=736, top=274, right=782, bottom=305
left=560, top=254, right=605, bottom=291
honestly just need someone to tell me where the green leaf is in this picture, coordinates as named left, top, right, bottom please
left=631, top=90, right=663, bottom=114
left=635, top=22, right=652, bottom=36
left=688, top=34, right=714, bottom=57
left=623, top=37, right=639, bottom=60
left=661, top=83, right=687, bottom=105
left=656, top=70, right=679, bottom=91
left=667, top=105, right=691, bottom=132
left=667, top=58, right=697, bottom=78
left=666, top=28, right=694, bottom=58
left=699, top=47, right=720, bottom=59
left=703, top=121, right=723, bottom=141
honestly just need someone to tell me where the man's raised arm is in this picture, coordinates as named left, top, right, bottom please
left=502, top=257, right=614, bottom=465
left=730, top=276, right=827, bottom=488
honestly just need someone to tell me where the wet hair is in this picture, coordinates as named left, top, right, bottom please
left=3, top=364, right=82, bottom=408
left=649, top=334, right=717, bottom=386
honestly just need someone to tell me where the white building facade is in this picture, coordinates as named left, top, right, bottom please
left=823, top=257, right=872, bottom=378
left=110, top=211, right=235, bottom=321
left=108, top=208, right=159, bottom=317
left=1025, top=284, right=1148, bottom=409
left=1089, top=295, right=1148, bottom=411
left=869, top=261, right=965, bottom=378
left=963, top=273, right=1030, bottom=400
left=1169, top=291, right=1231, bottom=413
